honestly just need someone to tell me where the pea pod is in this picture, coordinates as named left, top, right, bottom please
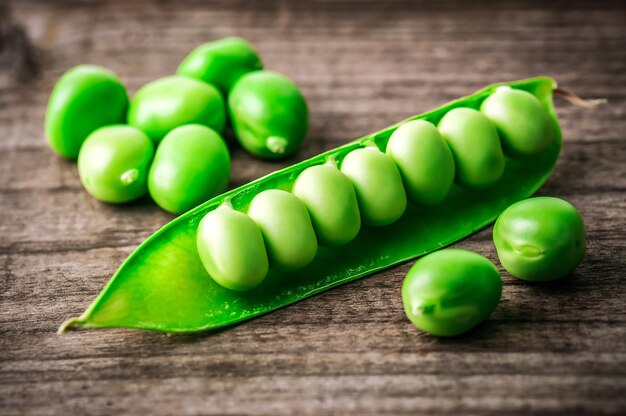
left=60, top=77, right=561, bottom=333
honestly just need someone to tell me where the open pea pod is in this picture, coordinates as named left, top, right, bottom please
left=60, top=77, right=561, bottom=333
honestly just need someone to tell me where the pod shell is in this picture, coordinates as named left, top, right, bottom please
left=402, top=248, right=502, bottom=337
left=45, top=65, right=129, bottom=159
left=148, top=124, right=230, bottom=214
left=493, top=196, right=585, bottom=281
left=77, top=125, right=154, bottom=203
left=229, top=71, right=308, bottom=159
left=292, top=165, right=361, bottom=247
left=197, top=208, right=269, bottom=291
left=340, top=148, right=407, bottom=226
left=247, top=189, right=317, bottom=271
left=481, top=87, right=553, bottom=158
left=177, top=37, right=263, bottom=94
left=128, top=75, right=226, bottom=144
left=386, top=120, right=455, bottom=205
left=438, top=108, right=505, bottom=189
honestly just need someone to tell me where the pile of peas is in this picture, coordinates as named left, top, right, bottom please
left=45, top=37, right=308, bottom=214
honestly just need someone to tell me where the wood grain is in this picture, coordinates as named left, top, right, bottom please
left=1, top=0, right=625, bottom=415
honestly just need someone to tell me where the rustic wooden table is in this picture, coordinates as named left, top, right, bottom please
left=1, top=0, right=625, bottom=415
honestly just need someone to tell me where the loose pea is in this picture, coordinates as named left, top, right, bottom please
left=77, top=125, right=154, bottom=203
left=228, top=71, right=308, bottom=159
left=340, top=148, right=407, bottom=226
left=481, top=87, right=553, bottom=158
left=148, top=125, right=230, bottom=214
left=386, top=120, right=455, bottom=205
left=45, top=65, right=128, bottom=159
left=177, top=37, right=263, bottom=94
left=197, top=208, right=269, bottom=291
left=402, top=248, right=502, bottom=337
left=128, top=75, right=225, bottom=144
left=292, top=165, right=361, bottom=247
left=247, top=189, right=317, bottom=271
left=493, top=197, right=585, bottom=281
left=438, top=108, right=505, bottom=189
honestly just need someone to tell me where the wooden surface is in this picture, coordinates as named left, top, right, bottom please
left=1, top=0, right=625, bottom=414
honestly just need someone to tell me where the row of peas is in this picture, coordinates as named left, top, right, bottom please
left=45, top=37, right=308, bottom=214
left=197, top=86, right=555, bottom=291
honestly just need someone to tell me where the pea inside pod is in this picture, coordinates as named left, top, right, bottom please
left=247, top=189, right=318, bottom=271
left=148, top=124, right=230, bottom=215
left=128, top=75, right=226, bottom=144
left=292, top=165, right=361, bottom=247
left=481, top=87, right=553, bottom=158
left=402, top=248, right=502, bottom=337
left=340, top=147, right=407, bottom=226
left=197, top=207, right=269, bottom=291
left=177, top=37, right=263, bottom=94
left=77, top=125, right=154, bottom=203
left=45, top=65, right=129, bottom=159
left=386, top=120, right=455, bottom=205
left=493, top=197, right=585, bottom=281
left=229, top=70, right=308, bottom=159
left=438, top=108, right=505, bottom=189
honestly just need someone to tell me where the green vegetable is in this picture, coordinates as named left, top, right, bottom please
left=292, top=165, right=361, bottom=247
left=228, top=70, right=308, bottom=159
left=177, top=37, right=263, bottom=94
left=439, top=108, right=505, bottom=188
left=77, top=125, right=154, bottom=203
left=386, top=119, right=455, bottom=205
left=45, top=65, right=128, bottom=159
left=148, top=124, right=230, bottom=214
left=481, top=86, right=553, bottom=158
left=128, top=75, right=225, bottom=144
left=197, top=208, right=268, bottom=291
left=493, top=196, right=585, bottom=281
left=402, top=248, right=502, bottom=336
left=247, top=190, right=318, bottom=271
left=340, top=147, right=407, bottom=226
left=60, top=77, right=561, bottom=333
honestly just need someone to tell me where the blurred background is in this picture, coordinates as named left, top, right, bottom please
left=1, top=1, right=625, bottom=415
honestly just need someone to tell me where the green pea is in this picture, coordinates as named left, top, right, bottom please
left=481, top=87, right=553, bottom=158
left=45, top=65, right=128, bottom=160
left=197, top=208, right=269, bottom=291
left=148, top=125, right=230, bottom=214
left=340, top=148, right=407, bottom=226
left=292, top=165, right=361, bottom=247
left=402, top=248, right=502, bottom=337
left=247, top=190, right=317, bottom=271
left=493, top=197, right=585, bottom=282
left=386, top=120, right=455, bottom=205
left=177, top=37, right=263, bottom=94
left=77, top=125, right=154, bottom=203
left=438, top=108, right=505, bottom=188
left=128, top=75, right=225, bottom=144
left=228, top=70, right=308, bottom=159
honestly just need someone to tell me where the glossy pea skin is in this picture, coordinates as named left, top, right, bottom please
left=247, top=190, right=317, bottom=271
left=402, top=248, right=502, bottom=337
left=148, top=125, right=230, bottom=214
left=493, top=197, right=585, bottom=281
left=177, top=37, right=263, bottom=94
left=45, top=65, right=128, bottom=160
left=78, top=125, right=154, bottom=203
left=128, top=75, right=226, bottom=144
left=197, top=208, right=269, bottom=291
left=386, top=120, right=455, bottom=205
left=292, top=165, right=361, bottom=247
left=229, top=71, right=308, bottom=159
left=438, top=108, right=505, bottom=189
left=481, top=87, right=553, bottom=158
left=340, top=148, right=407, bottom=226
